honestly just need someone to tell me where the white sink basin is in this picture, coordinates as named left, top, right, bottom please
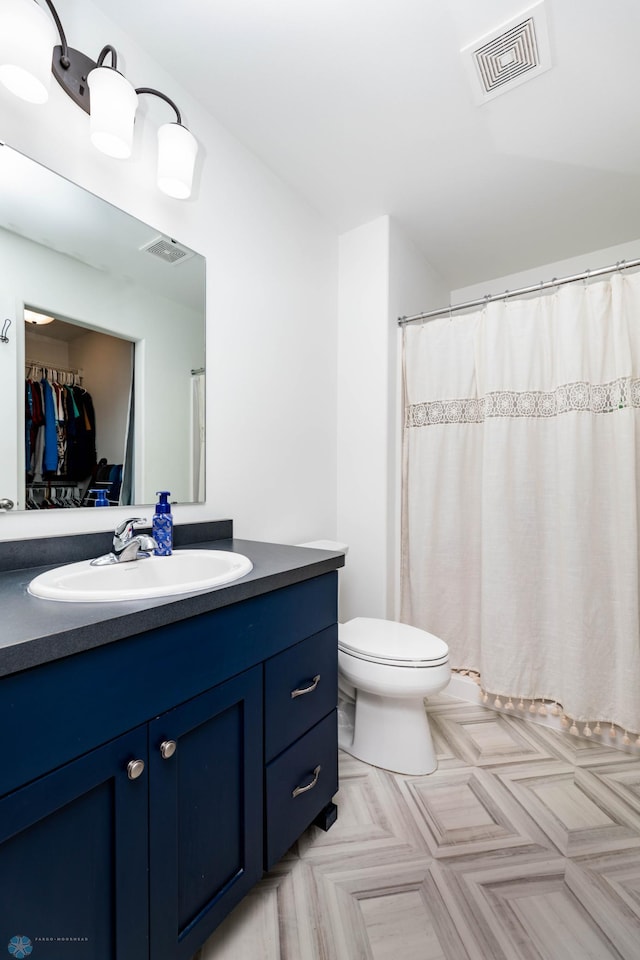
left=28, top=550, right=253, bottom=602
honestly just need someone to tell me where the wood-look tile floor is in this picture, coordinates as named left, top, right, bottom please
left=195, top=696, right=640, bottom=960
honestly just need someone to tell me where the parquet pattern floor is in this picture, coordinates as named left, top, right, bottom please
left=196, top=696, right=640, bottom=960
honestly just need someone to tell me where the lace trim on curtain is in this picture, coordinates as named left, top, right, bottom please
left=406, top=376, right=640, bottom=427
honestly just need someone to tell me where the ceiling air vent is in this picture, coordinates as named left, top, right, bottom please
left=140, top=236, right=194, bottom=266
left=461, top=1, right=551, bottom=104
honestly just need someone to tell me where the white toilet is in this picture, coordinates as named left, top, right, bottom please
left=298, top=541, right=451, bottom=776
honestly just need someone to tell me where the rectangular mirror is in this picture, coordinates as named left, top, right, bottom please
left=0, top=143, right=206, bottom=510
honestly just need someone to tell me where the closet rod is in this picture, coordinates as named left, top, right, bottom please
left=26, top=359, right=83, bottom=378
left=398, top=256, right=640, bottom=327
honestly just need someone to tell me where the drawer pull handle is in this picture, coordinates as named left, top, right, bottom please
left=291, top=674, right=321, bottom=699
left=292, top=764, right=321, bottom=798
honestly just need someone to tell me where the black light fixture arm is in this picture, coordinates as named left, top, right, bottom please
left=40, top=0, right=121, bottom=112
left=135, top=87, right=182, bottom=125
left=41, top=0, right=69, bottom=67
left=96, top=45, right=118, bottom=70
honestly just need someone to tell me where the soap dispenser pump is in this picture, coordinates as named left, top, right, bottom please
left=153, top=491, right=173, bottom=556
left=90, top=489, right=109, bottom=507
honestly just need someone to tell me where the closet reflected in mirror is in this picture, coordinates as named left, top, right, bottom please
left=0, top=142, right=206, bottom=511
left=25, top=314, right=134, bottom=509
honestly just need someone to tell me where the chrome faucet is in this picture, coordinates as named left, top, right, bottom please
left=91, top=518, right=158, bottom=566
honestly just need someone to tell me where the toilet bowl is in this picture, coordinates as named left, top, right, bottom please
left=339, top=617, right=450, bottom=775
left=297, top=541, right=451, bottom=776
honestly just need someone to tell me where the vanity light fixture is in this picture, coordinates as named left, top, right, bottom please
left=0, top=0, right=198, bottom=199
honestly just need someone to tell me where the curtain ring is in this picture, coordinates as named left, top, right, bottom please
left=583, top=268, right=591, bottom=287
left=448, top=304, right=453, bottom=321
left=504, top=289, right=509, bottom=303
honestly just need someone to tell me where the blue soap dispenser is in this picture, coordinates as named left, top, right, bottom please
left=153, top=491, right=173, bottom=556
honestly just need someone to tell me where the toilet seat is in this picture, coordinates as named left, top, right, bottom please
left=339, top=617, right=449, bottom=668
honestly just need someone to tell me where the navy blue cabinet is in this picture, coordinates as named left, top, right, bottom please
left=0, top=727, right=149, bottom=960
left=149, top=667, right=263, bottom=960
left=263, top=625, right=339, bottom=869
left=0, top=572, right=338, bottom=960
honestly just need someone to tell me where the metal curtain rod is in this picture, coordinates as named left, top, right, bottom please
left=398, top=257, right=640, bottom=327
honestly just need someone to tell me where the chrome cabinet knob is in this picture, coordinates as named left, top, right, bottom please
left=160, top=740, right=177, bottom=760
left=127, top=759, right=145, bottom=780
left=0, top=498, right=14, bottom=511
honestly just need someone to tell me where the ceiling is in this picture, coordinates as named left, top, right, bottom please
left=92, top=0, right=640, bottom=289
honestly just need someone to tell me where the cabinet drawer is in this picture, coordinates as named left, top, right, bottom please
left=265, top=711, right=338, bottom=870
left=264, top=625, right=337, bottom=762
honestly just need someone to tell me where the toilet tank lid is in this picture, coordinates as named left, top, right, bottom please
left=339, top=617, right=448, bottom=664
left=297, top=540, right=349, bottom=554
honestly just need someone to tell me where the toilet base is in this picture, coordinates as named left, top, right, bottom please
left=342, top=690, right=437, bottom=776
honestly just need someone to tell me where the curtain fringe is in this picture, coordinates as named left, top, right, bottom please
left=452, top=669, right=640, bottom=743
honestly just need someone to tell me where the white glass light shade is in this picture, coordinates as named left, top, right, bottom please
left=157, top=123, right=198, bottom=199
left=87, top=67, right=138, bottom=159
left=0, top=0, right=57, bottom=104
left=24, top=308, right=54, bottom=325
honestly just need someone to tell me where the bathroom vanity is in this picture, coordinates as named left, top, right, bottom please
left=0, top=523, right=343, bottom=960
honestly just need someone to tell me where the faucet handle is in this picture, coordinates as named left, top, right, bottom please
left=114, top=517, right=148, bottom=541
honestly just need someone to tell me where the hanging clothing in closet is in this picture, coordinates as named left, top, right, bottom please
left=25, top=373, right=97, bottom=483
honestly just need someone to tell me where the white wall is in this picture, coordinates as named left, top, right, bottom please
left=452, top=238, right=640, bottom=305
left=68, top=331, right=132, bottom=466
left=26, top=329, right=70, bottom=368
left=388, top=220, right=450, bottom=617
left=337, top=217, right=390, bottom=621
left=337, top=216, right=448, bottom=622
left=0, top=0, right=337, bottom=542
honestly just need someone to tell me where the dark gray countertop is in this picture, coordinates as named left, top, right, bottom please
left=0, top=535, right=344, bottom=679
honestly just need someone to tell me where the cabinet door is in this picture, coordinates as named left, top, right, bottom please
left=149, top=666, right=263, bottom=960
left=0, top=727, right=149, bottom=960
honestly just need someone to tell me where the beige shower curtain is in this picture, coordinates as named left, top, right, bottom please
left=401, top=270, right=640, bottom=734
